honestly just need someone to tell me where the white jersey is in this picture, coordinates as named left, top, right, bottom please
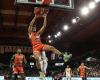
left=65, top=68, right=71, bottom=77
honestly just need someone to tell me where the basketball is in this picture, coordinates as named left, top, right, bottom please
left=42, top=0, right=51, bottom=5
left=34, top=7, right=44, bottom=15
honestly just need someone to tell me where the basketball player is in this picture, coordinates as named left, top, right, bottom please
left=11, top=49, right=27, bottom=80
left=64, top=65, right=72, bottom=80
left=28, top=13, right=72, bottom=74
left=77, top=62, right=90, bottom=80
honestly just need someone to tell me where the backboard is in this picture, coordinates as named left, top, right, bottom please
left=15, top=0, right=74, bottom=10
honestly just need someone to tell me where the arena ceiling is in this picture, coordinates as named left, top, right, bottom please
left=0, top=0, right=100, bottom=55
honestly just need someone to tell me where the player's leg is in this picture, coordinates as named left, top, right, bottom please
left=43, top=60, right=48, bottom=74
left=39, top=59, right=44, bottom=73
left=43, top=44, right=62, bottom=56
left=41, top=51, right=48, bottom=75
left=32, top=45, right=46, bottom=79
left=83, top=77, right=87, bottom=80
left=39, top=51, right=48, bottom=79
left=19, top=74, right=25, bottom=80
left=12, top=66, right=18, bottom=80
left=68, top=76, right=71, bottom=80
left=43, top=44, right=72, bottom=62
left=19, top=67, right=25, bottom=80
left=69, top=77, right=71, bottom=80
left=82, top=77, right=84, bottom=80
left=33, top=51, right=42, bottom=69
left=66, top=75, right=68, bottom=80
left=33, top=52, right=46, bottom=79
left=12, top=74, right=17, bottom=80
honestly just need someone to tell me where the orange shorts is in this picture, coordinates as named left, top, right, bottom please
left=80, top=73, right=85, bottom=77
left=12, top=66, right=24, bottom=74
left=32, top=43, right=44, bottom=53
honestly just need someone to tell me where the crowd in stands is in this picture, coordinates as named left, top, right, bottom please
left=53, top=60, right=100, bottom=78
left=85, top=61, right=100, bottom=77
left=0, top=60, right=100, bottom=80
left=70, top=60, right=100, bottom=77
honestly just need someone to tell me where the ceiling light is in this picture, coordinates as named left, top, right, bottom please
left=89, top=1, right=96, bottom=9
left=54, top=35, right=57, bottom=38
left=72, top=18, right=77, bottom=23
left=57, top=32, right=61, bottom=36
left=94, top=0, right=100, bottom=3
left=48, top=35, right=51, bottom=38
left=76, top=17, right=80, bottom=19
left=81, top=7, right=89, bottom=15
left=48, top=40, right=52, bottom=43
left=63, top=25, right=69, bottom=31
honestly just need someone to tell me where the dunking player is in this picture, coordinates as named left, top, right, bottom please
left=64, top=65, right=72, bottom=80
left=10, top=49, right=27, bottom=80
left=28, top=9, right=72, bottom=75
left=77, top=62, right=91, bottom=80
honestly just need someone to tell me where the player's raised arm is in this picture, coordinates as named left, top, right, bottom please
left=37, top=14, right=47, bottom=35
left=28, top=15, right=37, bottom=36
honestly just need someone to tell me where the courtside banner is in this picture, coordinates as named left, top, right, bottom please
left=87, top=77, right=100, bottom=80
left=25, top=77, right=52, bottom=80
left=62, top=77, right=82, bottom=80
left=62, top=77, right=100, bottom=80
left=0, top=76, right=4, bottom=80
left=26, top=77, right=100, bottom=80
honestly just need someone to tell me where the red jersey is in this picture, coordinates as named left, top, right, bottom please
left=79, top=66, right=87, bottom=77
left=30, top=32, right=42, bottom=46
left=13, top=54, right=24, bottom=66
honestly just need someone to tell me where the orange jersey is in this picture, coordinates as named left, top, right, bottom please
left=79, top=66, right=86, bottom=77
left=30, top=32, right=42, bottom=46
left=13, top=54, right=24, bottom=66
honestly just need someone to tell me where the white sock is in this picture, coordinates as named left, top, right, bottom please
left=41, top=51, right=48, bottom=74
left=42, top=51, right=46, bottom=59
left=43, top=59, right=48, bottom=74
left=40, top=60, right=44, bottom=72
left=38, top=55, right=44, bottom=72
